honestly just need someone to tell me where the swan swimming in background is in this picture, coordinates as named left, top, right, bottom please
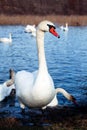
left=25, top=24, right=36, bottom=33
left=0, top=69, right=15, bottom=102
left=31, top=30, right=36, bottom=37
left=60, top=23, right=68, bottom=31
left=9, top=20, right=76, bottom=110
left=25, top=24, right=36, bottom=37
left=0, top=33, right=12, bottom=43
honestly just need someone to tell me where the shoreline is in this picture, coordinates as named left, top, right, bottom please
left=0, top=14, right=87, bottom=26
left=0, top=106, right=87, bottom=129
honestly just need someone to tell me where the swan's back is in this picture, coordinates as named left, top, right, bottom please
left=0, top=83, right=15, bottom=101
left=15, top=70, right=35, bottom=98
left=15, top=71, right=34, bottom=88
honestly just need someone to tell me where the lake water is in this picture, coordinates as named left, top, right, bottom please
left=0, top=25, right=87, bottom=118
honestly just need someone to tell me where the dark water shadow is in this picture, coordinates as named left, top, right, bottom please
left=0, top=95, right=87, bottom=128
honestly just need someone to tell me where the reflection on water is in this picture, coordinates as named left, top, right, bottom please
left=0, top=25, right=87, bottom=119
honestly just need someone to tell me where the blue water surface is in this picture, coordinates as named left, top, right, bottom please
left=0, top=25, right=87, bottom=109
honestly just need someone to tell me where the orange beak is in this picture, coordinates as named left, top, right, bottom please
left=49, top=27, right=60, bottom=38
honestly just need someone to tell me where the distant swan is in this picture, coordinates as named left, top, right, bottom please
left=0, top=69, right=15, bottom=102
left=60, top=23, right=68, bottom=31
left=31, top=30, right=36, bottom=37
left=25, top=24, right=36, bottom=33
left=0, top=33, right=12, bottom=43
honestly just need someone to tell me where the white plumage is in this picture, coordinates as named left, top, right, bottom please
left=0, top=83, right=15, bottom=101
left=14, top=20, right=76, bottom=110
left=60, top=23, right=68, bottom=31
left=0, top=69, right=15, bottom=102
left=15, top=20, right=60, bottom=109
left=0, top=33, right=12, bottom=43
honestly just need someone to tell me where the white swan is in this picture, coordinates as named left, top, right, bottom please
left=31, top=30, right=36, bottom=37
left=0, top=33, right=12, bottom=43
left=25, top=24, right=36, bottom=33
left=0, top=69, right=15, bottom=102
left=60, top=23, right=68, bottom=31
left=15, top=20, right=60, bottom=110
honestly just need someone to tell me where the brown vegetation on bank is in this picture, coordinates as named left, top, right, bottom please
left=0, top=0, right=87, bottom=25
left=0, top=0, right=87, bottom=15
left=0, top=106, right=87, bottom=129
left=0, top=14, right=87, bottom=26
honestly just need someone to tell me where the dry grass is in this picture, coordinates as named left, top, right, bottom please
left=0, top=14, right=87, bottom=26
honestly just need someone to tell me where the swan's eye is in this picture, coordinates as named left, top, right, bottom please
left=47, top=24, right=56, bottom=30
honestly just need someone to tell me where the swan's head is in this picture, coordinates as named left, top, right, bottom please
left=70, top=95, right=78, bottom=106
left=37, top=20, right=60, bottom=38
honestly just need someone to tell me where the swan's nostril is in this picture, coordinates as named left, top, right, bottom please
left=58, top=35, right=60, bottom=38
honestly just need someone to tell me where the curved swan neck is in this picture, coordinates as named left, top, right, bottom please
left=56, top=88, right=77, bottom=104
left=56, top=88, right=71, bottom=100
left=36, top=29, right=48, bottom=72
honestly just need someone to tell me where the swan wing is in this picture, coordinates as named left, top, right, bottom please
left=0, top=84, right=6, bottom=101
left=15, top=70, right=34, bottom=93
left=15, top=70, right=39, bottom=107
left=15, top=70, right=39, bottom=101
left=0, top=83, right=14, bottom=101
